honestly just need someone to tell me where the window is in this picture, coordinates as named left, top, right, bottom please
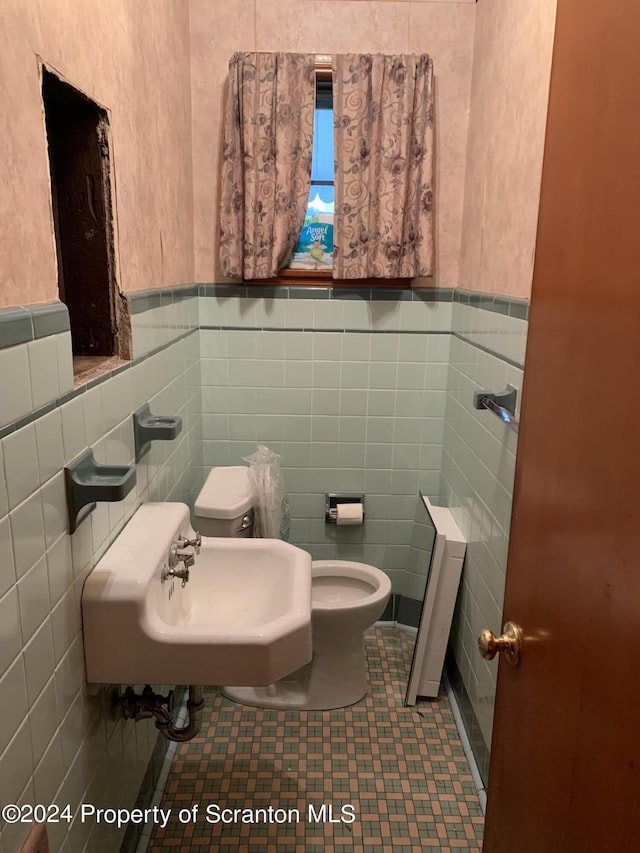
left=284, top=68, right=334, bottom=273
left=277, top=62, right=416, bottom=289
left=42, top=66, right=130, bottom=381
left=221, top=52, right=434, bottom=287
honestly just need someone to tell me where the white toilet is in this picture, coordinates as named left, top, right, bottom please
left=194, top=466, right=392, bottom=710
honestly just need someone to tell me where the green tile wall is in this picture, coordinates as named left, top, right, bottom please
left=442, top=299, right=526, bottom=783
left=199, top=328, right=447, bottom=589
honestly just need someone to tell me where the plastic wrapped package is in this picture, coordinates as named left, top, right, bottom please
left=242, top=445, right=291, bottom=540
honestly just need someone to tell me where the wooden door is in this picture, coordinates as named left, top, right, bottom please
left=483, top=1, right=640, bottom=850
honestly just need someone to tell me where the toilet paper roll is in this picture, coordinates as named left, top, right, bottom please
left=336, top=503, right=363, bottom=526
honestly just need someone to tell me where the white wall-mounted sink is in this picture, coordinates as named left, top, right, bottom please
left=82, top=503, right=312, bottom=686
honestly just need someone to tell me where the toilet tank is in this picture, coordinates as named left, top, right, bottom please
left=194, top=466, right=254, bottom=537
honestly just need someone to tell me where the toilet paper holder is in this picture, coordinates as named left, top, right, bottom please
left=325, top=493, right=365, bottom=523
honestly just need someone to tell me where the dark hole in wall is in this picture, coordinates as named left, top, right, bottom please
left=42, top=68, right=117, bottom=358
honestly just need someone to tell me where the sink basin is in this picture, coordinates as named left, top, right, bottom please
left=81, top=502, right=312, bottom=686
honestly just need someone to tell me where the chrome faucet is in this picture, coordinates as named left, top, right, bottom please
left=161, top=535, right=200, bottom=587
left=175, top=532, right=202, bottom=553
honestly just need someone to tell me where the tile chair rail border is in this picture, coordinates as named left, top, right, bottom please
left=0, top=284, right=529, bottom=347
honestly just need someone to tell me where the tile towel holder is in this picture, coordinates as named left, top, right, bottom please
left=64, top=447, right=136, bottom=533
left=473, top=384, right=520, bottom=434
left=133, top=403, right=183, bottom=462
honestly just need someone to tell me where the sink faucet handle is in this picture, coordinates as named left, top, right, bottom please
left=179, top=551, right=196, bottom=569
left=176, top=531, right=201, bottom=554
left=168, top=543, right=196, bottom=570
left=161, top=563, right=190, bottom=587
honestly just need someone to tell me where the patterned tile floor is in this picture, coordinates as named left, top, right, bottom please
left=147, top=627, right=484, bottom=852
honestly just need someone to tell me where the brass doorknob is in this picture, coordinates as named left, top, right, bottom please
left=478, top=621, right=523, bottom=666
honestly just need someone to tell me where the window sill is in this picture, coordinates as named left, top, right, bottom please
left=73, top=355, right=130, bottom=388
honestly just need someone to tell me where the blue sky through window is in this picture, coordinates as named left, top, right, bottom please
left=310, top=107, right=334, bottom=206
left=286, top=102, right=334, bottom=270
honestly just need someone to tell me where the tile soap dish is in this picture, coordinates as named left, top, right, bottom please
left=65, top=448, right=136, bottom=533
left=133, top=403, right=183, bottom=462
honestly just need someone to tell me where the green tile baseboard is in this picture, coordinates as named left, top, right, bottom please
left=445, top=645, right=491, bottom=786
left=379, top=592, right=423, bottom=628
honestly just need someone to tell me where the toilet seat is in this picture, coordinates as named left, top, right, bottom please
left=311, top=560, right=390, bottom=610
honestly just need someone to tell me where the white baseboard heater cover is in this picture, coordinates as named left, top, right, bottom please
left=405, top=496, right=467, bottom=705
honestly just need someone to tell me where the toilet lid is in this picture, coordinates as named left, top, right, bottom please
left=195, top=466, right=253, bottom=519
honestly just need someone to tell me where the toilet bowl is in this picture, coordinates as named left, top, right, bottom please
left=194, top=467, right=392, bottom=709
left=223, top=560, right=392, bottom=710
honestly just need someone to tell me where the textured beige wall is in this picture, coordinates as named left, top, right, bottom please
left=460, top=0, right=557, bottom=298
left=0, top=0, right=194, bottom=308
left=190, top=0, right=476, bottom=287
left=0, top=1, right=555, bottom=307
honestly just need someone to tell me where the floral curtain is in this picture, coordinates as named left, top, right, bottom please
left=219, top=52, right=316, bottom=279
left=333, top=54, right=435, bottom=279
